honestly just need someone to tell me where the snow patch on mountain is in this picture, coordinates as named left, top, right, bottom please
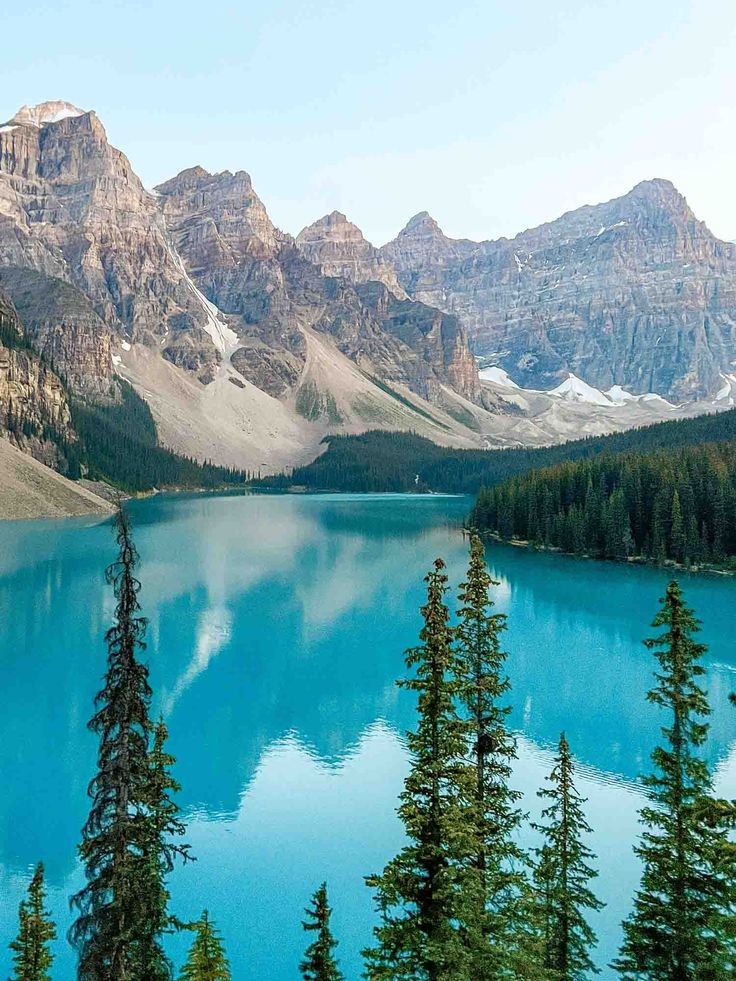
left=606, top=385, right=637, bottom=403
left=478, top=365, right=520, bottom=388
left=8, top=101, right=87, bottom=128
left=166, top=245, right=239, bottom=356
left=549, top=374, right=612, bottom=406
left=714, top=373, right=736, bottom=406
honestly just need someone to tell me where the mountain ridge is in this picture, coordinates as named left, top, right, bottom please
left=2, top=99, right=736, bottom=484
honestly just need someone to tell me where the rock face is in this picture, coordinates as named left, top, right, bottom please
left=296, top=211, right=406, bottom=297
left=156, top=167, right=480, bottom=405
left=355, top=282, right=479, bottom=403
left=382, top=181, right=736, bottom=399
left=0, top=267, right=117, bottom=398
left=0, top=101, right=214, bottom=357
left=0, top=284, right=74, bottom=467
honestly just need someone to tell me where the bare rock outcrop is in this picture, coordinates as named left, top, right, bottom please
left=0, top=102, right=215, bottom=360
left=0, top=266, right=117, bottom=399
left=296, top=211, right=406, bottom=297
left=0, top=284, right=74, bottom=468
left=382, top=181, right=736, bottom=399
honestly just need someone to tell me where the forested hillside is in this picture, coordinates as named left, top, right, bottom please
left=263, top=410, right=736, bottom=494
left=471, top=441, right=736, bottom=566
left=71, top=381, right=247, bottom=491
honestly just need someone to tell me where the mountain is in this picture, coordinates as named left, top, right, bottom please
left=381, top=180, right=736, bottom=400
left=2, top=100, right=735, bottom=486
left=296, top=211, right=406, bottom=296
left=0, top=102, right=211, bottom=358
left=0, top=103, right=499, bottom=471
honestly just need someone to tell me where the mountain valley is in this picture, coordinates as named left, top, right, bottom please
left=2, top=100, right=736, bottom=505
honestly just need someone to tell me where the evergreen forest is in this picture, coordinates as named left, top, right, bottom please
left=259, top=409, right=736, bottom=494
left=471, top=440, right=736, bottom=568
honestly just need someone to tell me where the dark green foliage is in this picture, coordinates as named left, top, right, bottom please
left=533, top=733, right=603, bottom=980
left=131, top=719, right=193, bottom=980
left=257, top=409, right=736, bottom=493
left=179, top=912, right=230, bottom=981
left=9, top=863, right=56, bottom=981
left=364, top=559, right=476, bottom=981
left=454, top=534, right=529, bottom=979
left=300, top=882, right=344, bottom=981
left=70, top=507, right=156, bottom=980
left=613, top=582, right=736, bottom=978
left=472, top=442, right=736, bottom=567
left=71, top=381, right=247, bottom=492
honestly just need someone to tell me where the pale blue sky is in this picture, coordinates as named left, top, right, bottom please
left=4, top=0, right=736, bottom=244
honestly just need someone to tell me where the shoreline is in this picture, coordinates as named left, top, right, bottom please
left=477, top=530, right=736, bottom=578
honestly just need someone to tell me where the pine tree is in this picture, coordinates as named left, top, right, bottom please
left=364, top=559, right=476, bottom=981
left=179, top=912, right=230, bottom=981
left=131, top=718, right=193, bottom=980
left=670, top=489, right=685, bottom=564
left=532, top=732, right=603, bottom=980
left=300, top=882, right=344, bottom=981
left=70, top=506, right=156, bottom=981
left=454, top=533, right=529, bottom=979
left=9, top=863, right=56, bottom=981
left=613, top=581, right=736, bottom=978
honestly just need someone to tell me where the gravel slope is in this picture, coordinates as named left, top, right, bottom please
left=0, top=438, right=113, bottom=520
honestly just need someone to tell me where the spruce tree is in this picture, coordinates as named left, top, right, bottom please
left=364, top=558, right=476, bottom=981
left=533, top=732, right=603, bottom=980
left=300, top=882, right=344, bottom=981
left=613, top=581, right=736, bottom=978
left=70, top=505, right=156, bottom=981
left=455, top=533, right=529, bottom=979
left=9, top=863, right=56, bottom=981
left=131, top=718, right=193, bottom=980
left=179, top=912, right=230, bottom=981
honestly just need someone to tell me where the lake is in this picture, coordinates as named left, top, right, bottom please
left=0, top=492, right=735, bottom=979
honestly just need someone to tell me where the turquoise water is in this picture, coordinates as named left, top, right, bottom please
left=1, top=492, right=735, bottom=979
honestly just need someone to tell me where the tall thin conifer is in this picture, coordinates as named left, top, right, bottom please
left=300, top=882, right=344, bottom=981
left=70, top=506, right=155, bottom=980
left=364, top=559, right=476, bottom=981
left=455, top=533, right=529, bottom=979
left=9, top=863, right=56, bottom=981
left=533, top=732, right=603, bottom=980
left=613, top=581, right=736, bottom=978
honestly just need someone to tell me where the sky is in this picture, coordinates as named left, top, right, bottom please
left=3, top=0, right=736, bottom=244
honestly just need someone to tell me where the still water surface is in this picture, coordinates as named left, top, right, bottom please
left=1, top=493, right=735, bottom=979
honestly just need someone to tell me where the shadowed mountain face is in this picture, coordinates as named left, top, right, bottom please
left=380, top=180, right=736, bottom=400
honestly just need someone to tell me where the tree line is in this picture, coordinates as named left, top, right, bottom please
left=69, top=380, right=250, bottom=491
left=6, top=514, right=736, bottom=979
left=471, top=440, right=736, bottom=567
left=1, top=307, right=249, bottom=491
left=258, top=408, right=736, bottom=495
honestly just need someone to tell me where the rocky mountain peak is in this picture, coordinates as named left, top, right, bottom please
left=5, top=100, right=88, bottom=128
left=387, top=177, right=736, bottom=400
left=297, top=211, right=367, bottom=247
left=156, top=164, right=278, bottom=260
left=400, top=211, right=444, bottom=236
left=296, top=211, right=406, bottom=297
